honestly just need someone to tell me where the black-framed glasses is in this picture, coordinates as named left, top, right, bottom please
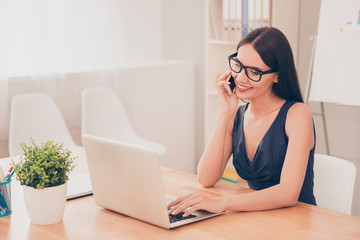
left=228, top=53, right=277, bottom=82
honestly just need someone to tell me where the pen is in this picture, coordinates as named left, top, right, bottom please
left=4, top=167, right=13, bottom=180
left=5, top=166, right=16, bottom=181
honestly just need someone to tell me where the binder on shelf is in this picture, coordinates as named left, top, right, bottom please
left=248, top=0, right=255, bottom=31
left=255, top=0, right=262, bottom=28
left=242, top=0, right=249, bottom=36
left=263, top=0, right=271, bottom=26
left=229, top=0, right=237, bottom=42
left=211, top=0, right=271, bottom=42
left=222, top=0, right=230, bottom=41
left=209, top=0, right=223, bottom=40
left=223, top=0, right=241, bottom=42
left=235, top=0, right=243, bottom=41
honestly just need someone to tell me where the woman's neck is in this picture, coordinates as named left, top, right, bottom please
left=247, top=93, right=285, bottom=120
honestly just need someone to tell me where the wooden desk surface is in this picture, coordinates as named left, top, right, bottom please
left=1, top=153, right=360, bottom=240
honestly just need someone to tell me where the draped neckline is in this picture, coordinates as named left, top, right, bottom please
left=241, top=101, right=288, bottom=163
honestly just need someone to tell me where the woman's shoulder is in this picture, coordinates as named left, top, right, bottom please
left=287, top=102, right=312, bottom=118
left=285, top=101, right=313, bottom=133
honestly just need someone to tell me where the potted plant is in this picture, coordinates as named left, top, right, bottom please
left=12, top=139, right=76, bottom=225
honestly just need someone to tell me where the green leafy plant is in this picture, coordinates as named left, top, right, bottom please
left=12, top=139, right=76, bottom=189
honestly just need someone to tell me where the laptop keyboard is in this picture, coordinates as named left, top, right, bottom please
left=169, top=212, right=196, bottom=223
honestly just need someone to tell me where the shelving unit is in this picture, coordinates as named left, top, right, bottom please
left=204, top=41, right=236, bottom=142
left=205, top=0, right=274, bottom=144
left=205, top=0, right=272, bottom=144
left=204, top=0, right=273, bottom=182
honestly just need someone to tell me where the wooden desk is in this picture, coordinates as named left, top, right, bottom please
left=1, top=156, right=360, bottom=239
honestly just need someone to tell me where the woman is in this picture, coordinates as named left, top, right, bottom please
left=168, top=27, right=316, bottom=217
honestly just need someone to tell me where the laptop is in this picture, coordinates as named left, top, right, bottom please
left=82, top=134, right=224, bottom=229
left=67, top=172, right=93, bottom=200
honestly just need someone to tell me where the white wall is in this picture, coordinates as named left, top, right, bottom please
left=162, top=0, right=206, bottom=168
left=272, top=0, right=300, bottom=64
left=115, top=0, right=163, bottom=62
left=2, top=0, right=198, bottom=173
left=298, top=0, right=360, bottom=216
left=128, top=61, right=195, bottom=172
left=0, top=0, right=164, bottom=141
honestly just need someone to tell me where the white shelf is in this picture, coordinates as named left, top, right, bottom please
left=208, top=39, right=238, bottom=46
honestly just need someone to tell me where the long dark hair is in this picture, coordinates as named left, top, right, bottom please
left=237, top=27, right=303, bottom=102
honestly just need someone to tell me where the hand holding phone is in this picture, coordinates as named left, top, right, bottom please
left=225, top=75, right=236, bottom=96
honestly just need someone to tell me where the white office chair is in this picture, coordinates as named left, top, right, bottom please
left=81, top=87, right=166, bottom=156
left=313, top=153, right=356, bottom=214
left=9, top=93, right=77, bottom=156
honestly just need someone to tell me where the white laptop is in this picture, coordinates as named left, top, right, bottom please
left=82, top=134, right=224, bottom=229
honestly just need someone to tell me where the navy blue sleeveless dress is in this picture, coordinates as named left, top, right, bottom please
left=232, top=100, right=316, bottom=205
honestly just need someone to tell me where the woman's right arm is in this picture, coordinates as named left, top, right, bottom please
left=197, top=71, right=239, bottom=187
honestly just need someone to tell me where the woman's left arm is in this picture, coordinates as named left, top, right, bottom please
left=169, top=103, right=315, bottom=216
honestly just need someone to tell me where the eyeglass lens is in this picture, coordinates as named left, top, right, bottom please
left=229, top=58, right=262, bottom=81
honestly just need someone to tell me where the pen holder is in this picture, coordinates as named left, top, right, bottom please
left=0, top=179, right=12, bottom=217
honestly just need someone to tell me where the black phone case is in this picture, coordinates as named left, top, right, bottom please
left=225, top=75, right=236, bottom=95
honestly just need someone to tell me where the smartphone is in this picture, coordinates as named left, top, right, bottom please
left=225, top=75, right=236, bottom=96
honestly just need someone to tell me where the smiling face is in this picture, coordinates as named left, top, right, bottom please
left=232, top=44, right=278, bottom=101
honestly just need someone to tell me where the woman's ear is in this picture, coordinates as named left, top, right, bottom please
left=273, top=73, right=279, bottom=83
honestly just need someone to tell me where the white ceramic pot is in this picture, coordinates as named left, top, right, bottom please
left=23, top=182, right=67, bottom=225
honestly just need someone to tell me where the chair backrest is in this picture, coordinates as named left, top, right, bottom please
left=81, top=87, right=167, bottom=156
left=313, top=153, right=356, bottom=214
left=9, top=93, right=76, bottom=156
left=81, top=87, right=137, bottom=141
